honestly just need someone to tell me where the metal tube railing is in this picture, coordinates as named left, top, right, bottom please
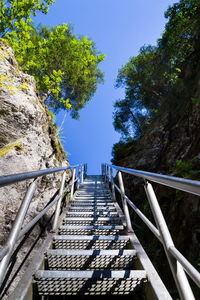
left=0, top=182, right=37, bottom=286
left=18, top=180, right=78, bottom=239
left=168, top=246, right=200, bottom=288
left=0, top=165, right=78, bottom=188
left=70, top=168, right=76, bottom=200
left=103, top=163, right=200, bottom=300
left=124, top=195, right=162, bottom=242
left=0, top=163, right=86, bottom=288
left=117, top=171, right=133, bottom=233
left=52, top=172, right=67, bottom=231
left=0, top=246, right=9, bottom=260
left=144, top=181, right=195, bottom=300
left=106, top=163, right=200, bottom=196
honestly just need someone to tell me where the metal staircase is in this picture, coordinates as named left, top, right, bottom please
left=0, top=164, right=199, bottom=299
left=33, top=175, right=147, bottom=298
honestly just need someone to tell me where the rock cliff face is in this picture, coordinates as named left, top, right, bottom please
left=114, top=104, right=200, bottom=294
left=0, top=39, right=70, bottom=297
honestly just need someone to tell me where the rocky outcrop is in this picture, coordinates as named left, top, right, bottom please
left=0, top=39, right=70, bottom=297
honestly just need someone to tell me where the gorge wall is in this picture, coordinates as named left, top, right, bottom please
left=0, top=39, right=70, bottom=297
left=114, top=104, right=200, bottom=295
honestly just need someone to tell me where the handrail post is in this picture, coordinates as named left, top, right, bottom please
left=144, top=181, right=195, bottom=300
left=70, top=168, right=76, bottom=200
left=105, top=165, right=107, bottom=183
left=101, top=164, right=104, bottom=178
left=84, top=164, right=87, bottom=178
left=77, top=166, right=80, bottom=189
left=52, top=171, right=67, bottom=232
left=118, top=171, right=133, bottom=232
left=0, top=182, right=36, bottom=286
left=81, top=164, right=84, bottom=184
left=103, top=164, right=106, bottom=181
left=110, top=167, right=116, bottom=202
left=105, top=164, right=108, bottom=183
left=107, top=166, right=111, bottom=186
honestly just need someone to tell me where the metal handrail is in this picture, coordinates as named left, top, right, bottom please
left=105, top=163, right=200, bottom=196
left=103, top=163, right=200, bottom=300
left=0, top=165, right=79, bottom=188
left=0, top=163, right=87, bottom=287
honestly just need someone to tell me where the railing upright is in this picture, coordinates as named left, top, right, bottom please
left=118, top=171, right=133, bottom=233
left=110, top=167, right=116, bottom=202
left=70, top=168, right=76, bottom=200
left=52, top=171, right=67, bottom=232
left=0, top=182, right=37, bottom=286
left=144, top=181, right=195, bottom=300
left=81, top=164, right=83, bottom=183
left=84, top=164, right=87, bottom=178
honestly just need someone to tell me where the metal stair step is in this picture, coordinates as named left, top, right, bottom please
left=69, top=206, right=116, bottom=211
left=63, top=217, right=122, bottom=225
left=59, top=224, right=124, bottom=230
left=76, top=192, right=110, bottom=195
left=45, top=249, right=137, bottom=270
left=71, top=200, right=113, bottom=204
left=70, top=202, right=114, bottom=206
left=76, top=195, right=111, bottom=198
left=59, top=224, right=124, bottom=235
left=34, top=270, right=147, bottom=296
left=46, top=249, right=136, bottom=255
left=75, top=197, right=111, bottom=200
left=66, top=211, right=118, bottom=215
left=53, top=235, right=129, bottom=249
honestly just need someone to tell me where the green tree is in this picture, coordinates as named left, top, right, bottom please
left=113, top=0, right=200, bottom=140
left=114, top=45, right=165, bottom=138
left=1, top=1, right=105, bottom=117
left=5, top=23, right=105, bottom=117
left=0, top=0, right=55, bottom=36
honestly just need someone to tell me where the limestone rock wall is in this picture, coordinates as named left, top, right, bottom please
left=0, top=39, right=71, bottom=286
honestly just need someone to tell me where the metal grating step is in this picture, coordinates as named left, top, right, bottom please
left=76, top=193, right=110, bottom=196
left=63, top=217, right=122, bottom=225
left=66, top=211, right=118, bottom=216
left=59, top=225, right=124, bottom=236
left=45, top=249, right=137, bottom=270
left=71, top=199, right=112, bottom=202
left=75, top=197, right=111, bottom=200
left=69, top=207, right=116, bottom=212
left=53, top=235, right=130, bottom=249
left=70, top=202, right=114, bottom=206
left=34, top=270, right=147, bottom=296
left=58, top=229, right=123, bottom=236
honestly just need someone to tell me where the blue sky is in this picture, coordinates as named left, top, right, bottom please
left=35, top=0, right=177, bottom=174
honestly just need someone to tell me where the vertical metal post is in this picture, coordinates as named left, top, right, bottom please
left=104, top=165, right=107, bottom=183
left=118, top=171, right=133, bottom=232
left=0, top=182, right=36, bottom=286
left=104, top=165, right=107, bottom=184
left=84, top=164, right=87, bottom=178
left=81, top=165, right=84, bottom=184
left=107, top=166, right=110, bottom=182
left=110, top=167, right=116, bottom=202
left=102, top=164, right=106, bottom=182
left=52, top=172, right=67, bottom=231
left=144, top=181, right=195, bottom=300
left=77, top=166, right=80, bottom=189
left=70, top=168, right=76, bottom=200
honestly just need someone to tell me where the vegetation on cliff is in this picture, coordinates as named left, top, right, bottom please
left=112, top=2, right=200, bottom=297
left=0, top=0, right=105, bottom=118
left=112, top=0, right=200, bottom=163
